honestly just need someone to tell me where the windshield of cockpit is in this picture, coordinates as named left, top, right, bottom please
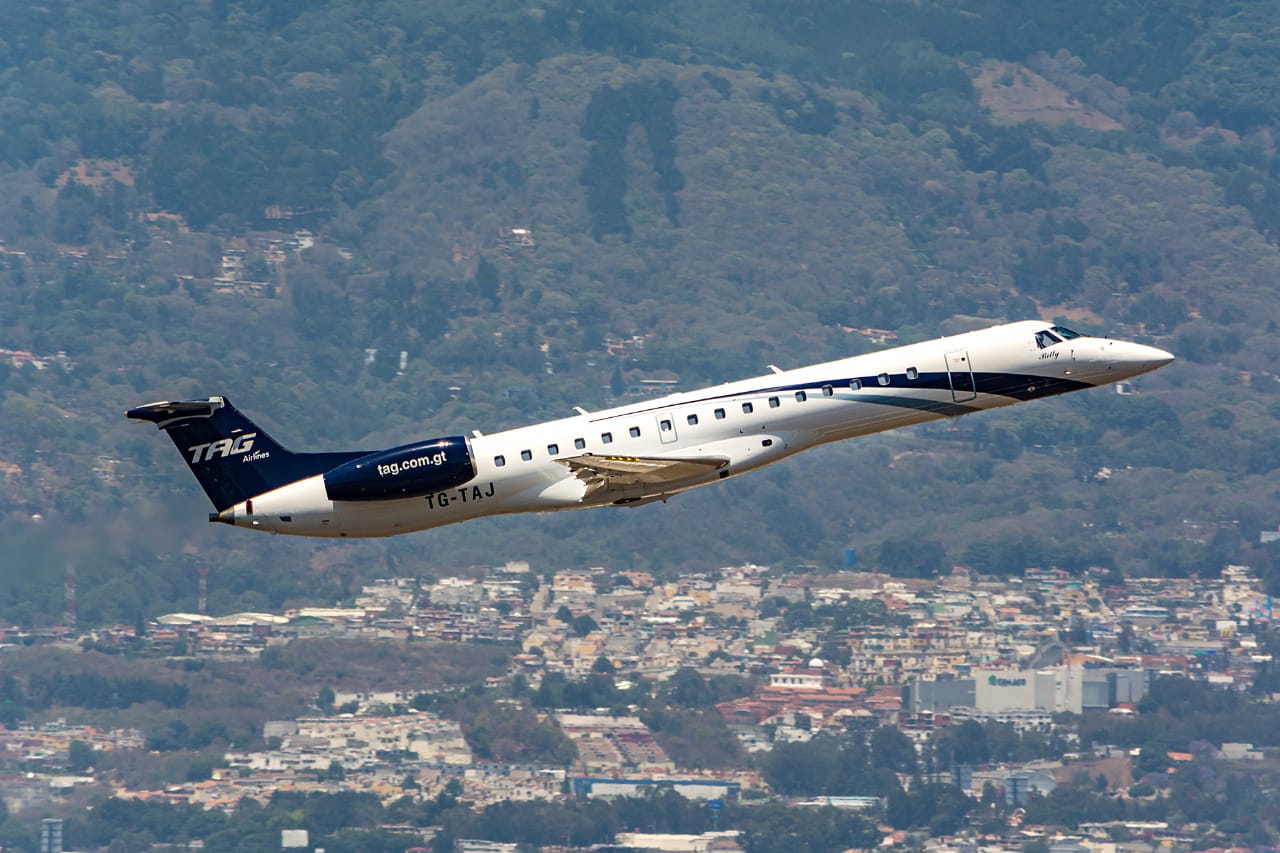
left=1035, top=325, right=1083, bottom=349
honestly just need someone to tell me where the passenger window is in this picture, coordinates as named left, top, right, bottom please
left=714, top=408, right=726, bottom=419
left=877, top=373, right=890, bottom=386
left=795, top=390, right=807, bottom=402
left=494, top=455, right=506, bottom=467
left=547, top=443, right=559, bottom=455
left=660, top=419, right=673, bottom=432
left=742, top=402, right=754, bottom=414
left=574, top=437, right=586, bottom=450
left=629, top=426, right=641, bottom=438
left=822, top=384, right=833, bottom=397
left=906, top=367, right=918, bottom=380
left=601, top=432, right=613, bottom=444
left=769, top=396, right=780, bottom=408
left=850, top=379, right=862, bottom=391
left=520, top=449, right=532, bottom=461
left=687, top=414, right=699, bottom=426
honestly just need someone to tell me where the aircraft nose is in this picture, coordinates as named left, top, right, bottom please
left=1108, top=341, right=1174, bottom=379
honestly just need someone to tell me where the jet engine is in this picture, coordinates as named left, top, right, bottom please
left=324, top=436, right=474, bottom=501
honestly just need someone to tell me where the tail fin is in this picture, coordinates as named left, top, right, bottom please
left=126, top=396, right=366, bottom=511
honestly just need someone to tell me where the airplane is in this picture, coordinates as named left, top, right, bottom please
left=127, top=320, right=1172, bottom=539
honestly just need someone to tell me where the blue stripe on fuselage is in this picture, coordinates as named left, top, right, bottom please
left=589, top=371, right=1093, bottom=422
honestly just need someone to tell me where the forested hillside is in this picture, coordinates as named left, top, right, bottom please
left=4, top=1, right=1280, bottom=625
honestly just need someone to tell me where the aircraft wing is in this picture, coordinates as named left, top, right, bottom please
left=559, top=453, right=728, bottom=496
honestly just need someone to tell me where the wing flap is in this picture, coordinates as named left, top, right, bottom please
left=559, top=453, right=728, bottom=494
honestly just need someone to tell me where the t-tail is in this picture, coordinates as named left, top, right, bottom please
left=125, top=396, right=367, bottom=519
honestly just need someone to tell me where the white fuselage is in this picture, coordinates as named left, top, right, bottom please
left=227, top=321, right=1172, bottom=537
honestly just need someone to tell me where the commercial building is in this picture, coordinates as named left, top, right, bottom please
left=906, top=665, right=1150, bottom=721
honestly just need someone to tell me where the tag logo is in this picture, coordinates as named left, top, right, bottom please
left=188, top=433, right=257, bottom=463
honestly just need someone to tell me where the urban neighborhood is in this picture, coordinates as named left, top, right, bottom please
left=3, top=559, right=1273, bottom=851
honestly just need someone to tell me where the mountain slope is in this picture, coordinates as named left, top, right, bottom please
left=3, top=6, right=1280, bottom=623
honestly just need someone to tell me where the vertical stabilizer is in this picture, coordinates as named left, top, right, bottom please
left=126, top=396, right=366, bottom=511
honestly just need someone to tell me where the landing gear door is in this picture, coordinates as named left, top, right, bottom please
left=946, top=351, right=977, bottom=402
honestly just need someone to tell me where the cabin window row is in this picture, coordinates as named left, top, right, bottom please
left=490, top=372, right=917, bottom=467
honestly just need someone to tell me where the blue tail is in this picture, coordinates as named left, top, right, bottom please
left=126, top=396, right=367, bottom=511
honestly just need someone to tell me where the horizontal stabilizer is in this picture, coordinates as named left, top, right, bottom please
left=126, top=399, right=223, bottom=425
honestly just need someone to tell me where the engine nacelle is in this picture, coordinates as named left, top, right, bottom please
left=324, top=436, right=475, bottom=501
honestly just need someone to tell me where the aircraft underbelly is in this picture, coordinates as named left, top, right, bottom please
left=239, top=475, right=502, bottom=537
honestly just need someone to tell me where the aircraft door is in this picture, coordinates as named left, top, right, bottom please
left=657, top=413, right=679, bottom=444
left=946, top=351, right=977, bottom=402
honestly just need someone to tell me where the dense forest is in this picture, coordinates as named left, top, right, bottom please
left=4, top=1, right=1280, bottom=623
left=0, top=786, right=879, bottom=853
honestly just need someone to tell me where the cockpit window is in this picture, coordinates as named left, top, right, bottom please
left=1035, top=330, right=1062, bottom=349
left=1050, top=325, right=1082, bottom=340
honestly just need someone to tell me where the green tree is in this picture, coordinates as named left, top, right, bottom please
left=53, top=183, right=96, bottom=244
left=475, top=256, right=500, bottom=303
left=68, top=739, right=95, bottom=772
left=592, top=655, right=615, bottom=675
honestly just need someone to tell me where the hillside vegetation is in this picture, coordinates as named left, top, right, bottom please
left=3, top=1, right=1280, bottom=624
